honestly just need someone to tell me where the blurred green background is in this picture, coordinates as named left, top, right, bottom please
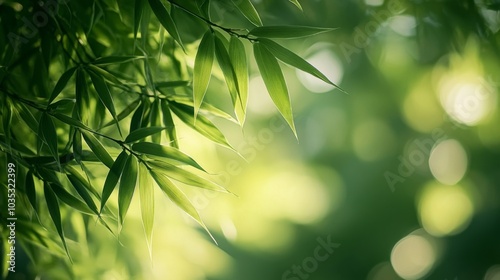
left=4, top=0, right=500, bottom=279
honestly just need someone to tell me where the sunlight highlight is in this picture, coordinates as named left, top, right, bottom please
left=391, top=235, right=436, bottom=280
left=429, top=139, right=468, bottom=185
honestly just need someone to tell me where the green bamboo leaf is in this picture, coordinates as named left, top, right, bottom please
left=49, top=67, right=77, bottom=104
left=229, top=36, right=249, bottom=124
left=253, top=42, right=296, bottom=137
left=75, top=68, right=90, bottom=123
left=125, top=127, right=166, bottom=143
left=67, top=174, right=99, bottom=215
left=139, top=163, right=154, bottom=258
left=53, top=113, right=89, bottom=130
left=259, top=38, right=347, bottom=93
left=249, top=26, right=335, bottom=39
left=65, top=165, right=102, bottom=199
left=25, top=171, right=37, bottom=212
left=101, top=151, right=128, bottom=212
left=93, top=56, right=144, bottom=66
left=150, top=170, right=215, bottom=242
left=132, top=142, right=204, bottom=171
left=289, top=0, right=303, bottom=11
left=214, top=33, right=242, bottom=114
left=148, top=0, right=185, bottom=51
left=81, top=130, right=114, bottom=169
left=74, top=130, right=83, bottom=163
left=231, top=0, right=262, bottom=26
left=39, top=113, right=59, bottom=161
left=87, top=69, right=122, bottom=136
left=155, top=80, right=190, bottom=89
left=49, top=98, right=76, bottom=112
left=43, top=183, right=72, bottom=261
left=134, top=0, right=145, bottom=40
left=160, top=100, right=179, bottom=148
left=118, top=155, right=138, bottom=226
left=170, top=101, right=233, bottom=148
left=86, top=64, right=123, bottom=86
left=100, top=98, right=141, bottom=130
left=149, top=160, right=229, bottom=193
left=130, top=102, right=146, bottom=133
left=193, top=30, right=215, bottom=118
left=168, top=96, right=236, bottom=122
left=149, top=100, right=162, bottom=143
left=49, top=183, right=94, bottom=215
left=15, top=103, right=39, bottom=134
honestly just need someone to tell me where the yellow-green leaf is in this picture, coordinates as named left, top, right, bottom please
left=259, top=38, right=347, bottom=93
left=253, top=42, right=296, bottom=137
left=125, top=127, right=166, bottom=143
left=49, top=67, right=77, bottom=104
left=229, top=36, right=249, bottom=125
left=150, top=170, right=215, bottom=242
left=148, top=0, right=185, bottom=50
left=193, top=30, right=215, bottom=118
left=132, top=142, right=205, bottom=171
left=214, top=33, right=241, bottom=114
left=118, top=155, right=138, bottom=226
left=139, top=163, right=154, bottom=258
left=289, top=0, right=303, bottom=11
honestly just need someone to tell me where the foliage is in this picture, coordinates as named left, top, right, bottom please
left=0, top=0, right=341, bottom=277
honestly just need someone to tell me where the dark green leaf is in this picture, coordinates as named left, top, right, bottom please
left=253, top=42, right=296, bottom=137
left=193, top=30, right=215, bottom=118
left=160, top=100, right=179, bottom=148
left=214, top=33, right=242, bottom=115
left=132, top=142, right=205, bottom=170
left=53, top=113, right=89, bottom=130
left=49, top=67, right=77, bottom=104
left=26, top=171, right=37, bottom=212
left=118, top=155, right=138, bottom=226
left=155, top=80, right=190, bottom=89
left=148, top=0, right=185, bottom=50
left=231, top=0, right=262, bottom=26
left=100, top=98, right=141, bottom=130
left=130, top=102, right=146, bottom=133
left=43, top=183, right=72, bottom=261
left=93, top=56, right=144, bottom=66
left=49, top=183, right=95, bottom=215
left=67, top=174, right=99, bottom=215
left=149, top=100, right=162, bottom=143
left=135, top=0, right=145, bottom=40
left=39, top=113, right=60, bottom=161
left=249, top=26, right=335, bottom=38
left=125, top=127, right=166, bottom=143
left=168, top=96, right=236, bottom=122
left=101, top=151, right=128, bottom=212
left=289, top=0, right=303, bottom=11
left=81, top=130, right=114, bottom=169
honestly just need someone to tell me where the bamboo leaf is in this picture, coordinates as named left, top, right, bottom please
left=67, top=174, right=99, bottom=215
left=289, top=0, right=303, bottom=11
left=193, top=30, right=215, bottom=118
left=229, top=36, right=249, bottom=124
left=87, top=69, right=122, bottom=136
left=86, top=64, right=123, bottom=86
left=160, top=100, right=179, bottom=148
left=65, top=165, right=102, bottom=199
left=214, top=33, right=242, bottom=114
left=148, top=0, right=185, bottom=50
left=149, top=160, right=229, bottom=193
left=249, top=26, right=335, bottom=39
left=81, top=130, right=114, bottom=169
left=118, top=155, right=138, bottom=226
left=125, top=127, right=166, bottom=143
left=149, top=100, right=162, bottom=143
left=150, top=170, right=215, bottom=242
left=134, top=0, right=145, bottom=40
left=132, top=142, right=205, bottom=171
left=49, top=67, right=77, bottom=104
left=169, top=101, right=233, bottom=148
left=259, top=38, right=346, bottom=93
left=155, top=80, right=190, bottom=89
left=139, top=163, right=154, bottom=258
left=231, top=0, right=262, bottom=26
left=101, top=151, right=128, bottom=212
left=253, top=42, right=296, bottom=137
left=100, top=98, right=141, bottom=130
left=39, top=113, right=60, bottom=162
left=168, top=96, right=236, bottom=122
left=53, top=113, right=89, bottom=130
left=93, top=56, right=144, bottom=66
left=43, top=183, right=72, bottom=261
left=49, top=183, right=95, bottom=215
left=25, top=171, right=37, bottom=212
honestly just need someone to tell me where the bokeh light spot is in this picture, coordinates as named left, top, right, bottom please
left=391, top=235, right=436, bottom=279
left=429, top=139, right=468, bottom=185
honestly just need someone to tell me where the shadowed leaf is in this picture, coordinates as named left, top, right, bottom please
left=118, top=155, right=138, bottom=227
left=249, top=26, right=335, bottom=38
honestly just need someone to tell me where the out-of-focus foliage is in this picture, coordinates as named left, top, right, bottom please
left=1, top=0, right=500, bottom=279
